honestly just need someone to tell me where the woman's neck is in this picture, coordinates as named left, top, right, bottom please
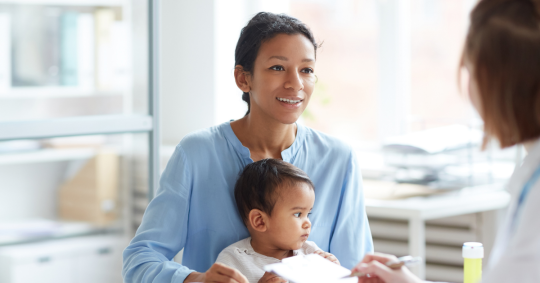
left=230, top=112, right=297, bottom=161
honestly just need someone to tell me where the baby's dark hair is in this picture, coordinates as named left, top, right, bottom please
left=234, top=159, right=314, bottom=226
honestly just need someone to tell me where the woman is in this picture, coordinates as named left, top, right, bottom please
left=122, top=12, right=373, bottom=283
left=353, top=0, right=540, bottom=282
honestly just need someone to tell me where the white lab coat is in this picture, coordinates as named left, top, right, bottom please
left=481, top=139, right=540, bottom=283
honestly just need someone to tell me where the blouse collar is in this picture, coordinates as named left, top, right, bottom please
left=221, top=121, right=305, bottom=163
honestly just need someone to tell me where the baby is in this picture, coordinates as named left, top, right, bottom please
left=216, top=159, right=339, bottom=283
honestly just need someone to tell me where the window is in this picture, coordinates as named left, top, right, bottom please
left=290, top=0, right=477, bottom=143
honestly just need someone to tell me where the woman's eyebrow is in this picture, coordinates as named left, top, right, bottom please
left=267, top=56, right=314, bottom=62
left=268, top=55, right=288, bottom=61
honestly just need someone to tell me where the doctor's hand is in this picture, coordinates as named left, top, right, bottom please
left=352, top=253, right=423, bottom=283
left=184, top=262, right=249, bottom=283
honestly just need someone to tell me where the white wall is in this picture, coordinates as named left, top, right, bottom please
left=377, top=0, right=411, bottom=140
left=160, top=0, right=290, bottom=145
left=214, top=0, right=249, bottom=127
left=161, top=0, right=217, bottom=145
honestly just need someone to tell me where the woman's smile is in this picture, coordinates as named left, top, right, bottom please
left=276, top=96, right=304, bottom=109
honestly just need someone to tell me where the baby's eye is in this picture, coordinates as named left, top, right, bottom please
left=270, top=65, right=285, bottom=71
left=294, top=212, right=302, bottom=218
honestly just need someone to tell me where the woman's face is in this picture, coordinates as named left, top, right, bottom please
left=247, top=34, right=316, bottom=124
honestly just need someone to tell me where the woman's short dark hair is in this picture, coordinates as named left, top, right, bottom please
left=460, top=0, right=540, bottom=148
left=234, top=158, right=314, bottom=226
left=235, top=12, right=319, bottom=116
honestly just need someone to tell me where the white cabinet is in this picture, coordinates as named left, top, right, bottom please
left=0, top=235, right=125, bottom=283
left=7, top=256, right=75, bottom=283
left=74, top=237, right=124, bottom=283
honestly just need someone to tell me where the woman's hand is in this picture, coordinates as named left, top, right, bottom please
left=313, top=250, right=340, bottom=265
left=184, top=262, right=249, bottom=283
left=258, top=271, right=287, bottom=283
left=352, top=253, right=423, bottom=283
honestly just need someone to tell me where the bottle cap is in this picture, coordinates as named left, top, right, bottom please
left=463, top=242, right=484, bottom=259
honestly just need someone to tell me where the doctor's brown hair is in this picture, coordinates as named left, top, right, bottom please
left=461, top=0, right=540, bottom=148
left=234, top=159, right=314, bottom=226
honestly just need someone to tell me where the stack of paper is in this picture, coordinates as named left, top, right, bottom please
left=264, top=254, right=357, bottom=283
left=383, top=124, right=483, bottom=155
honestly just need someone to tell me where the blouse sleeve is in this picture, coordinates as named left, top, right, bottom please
left=328, top=149, right=374, bottom=269
left=122, top=145, right=195, bottom=283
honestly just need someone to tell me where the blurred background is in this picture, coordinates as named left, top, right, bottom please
left=0, top=0, right=520, bottom=282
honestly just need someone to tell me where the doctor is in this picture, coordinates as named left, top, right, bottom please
left=352, top=0, right=540, bottom=282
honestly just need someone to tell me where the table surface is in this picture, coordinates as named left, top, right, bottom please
left=365, top=184, right=511, bottom=220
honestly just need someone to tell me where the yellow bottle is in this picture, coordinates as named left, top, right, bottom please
left=463, top=242, right=483, bottom=283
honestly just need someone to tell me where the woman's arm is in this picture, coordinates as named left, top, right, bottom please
left=327, top=150, right=374, bottom=269
left=122, top=145, right=195, bottom=282
left=122, top=145, right=249, bottom=283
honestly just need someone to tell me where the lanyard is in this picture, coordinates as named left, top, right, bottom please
left=510, top=163, right=540, bottom=232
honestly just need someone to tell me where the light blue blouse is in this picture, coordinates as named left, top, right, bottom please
left=122, top=121, right=373, bottom=283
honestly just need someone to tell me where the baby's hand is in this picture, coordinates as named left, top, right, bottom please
left=313, top=250, right=340, bottom=265
left=258, top=271, right=287, bottom=283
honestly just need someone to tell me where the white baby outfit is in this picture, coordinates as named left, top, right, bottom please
left=215, top=237, right=321, bottom=283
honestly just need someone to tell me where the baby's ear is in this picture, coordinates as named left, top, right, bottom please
left=248, top=209, right=267, bottom=232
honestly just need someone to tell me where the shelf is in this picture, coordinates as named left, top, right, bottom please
left=0, top=0, right=126, bottom=6
left=0, top=114, right=153, bottom=141
left=365, top=185, right=509, bottom=220
left=0, top=219, right=121, bottom=247
left=0, top=147, right=97, bottom=165
left=0, top=87, right=124, bottom=99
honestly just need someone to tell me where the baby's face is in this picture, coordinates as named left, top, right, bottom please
left=266, top=182, right=315, bottom=251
